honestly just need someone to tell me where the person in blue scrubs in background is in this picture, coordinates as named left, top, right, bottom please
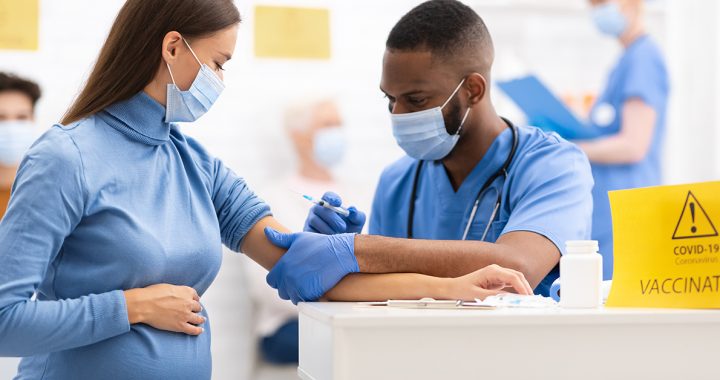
left=0, top=1, right=533, bottom=377
left=577, top=0, right=669, bottom=279
left=290, top=0, right=595, bottom=297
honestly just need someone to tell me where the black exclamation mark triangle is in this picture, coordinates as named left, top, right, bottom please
left=690, top=202, right=696, bottom=233
left=671, top=191, right=719, bottom=240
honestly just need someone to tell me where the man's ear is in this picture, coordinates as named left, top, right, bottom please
left=465, top=72, right=487, bottom=106
left=161, top=31, right=183, bottom=65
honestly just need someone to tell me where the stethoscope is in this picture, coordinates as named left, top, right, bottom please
left=407, top=118, right=519, bottom=241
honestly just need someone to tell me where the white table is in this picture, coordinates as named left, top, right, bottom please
left=298, top=302, right=720, bottom=380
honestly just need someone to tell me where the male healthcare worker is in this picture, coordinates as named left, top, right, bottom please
left=577, top=0, right=669, bottom=279
left=262, top=0, right=593, bottom=302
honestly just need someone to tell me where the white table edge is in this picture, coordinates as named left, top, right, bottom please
left=299, top=302, right=720, bottom=328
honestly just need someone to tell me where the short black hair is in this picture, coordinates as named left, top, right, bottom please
left=0, top=72, right=42, bottom=107
left=386, top=0, right=493, bottom=69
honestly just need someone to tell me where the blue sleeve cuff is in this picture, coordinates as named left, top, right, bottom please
left=89, top=290, right=131, bottom=341
left=226, top=205, right=273, bottom=252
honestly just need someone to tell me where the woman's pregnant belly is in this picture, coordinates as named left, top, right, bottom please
left=17, top=310, right=212, bottom=380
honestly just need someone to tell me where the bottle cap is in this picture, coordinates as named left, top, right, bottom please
left=565, top=240, right=599, bottom=254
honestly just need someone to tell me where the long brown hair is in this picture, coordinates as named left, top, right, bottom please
left=61, top=0, right=240, bottom=125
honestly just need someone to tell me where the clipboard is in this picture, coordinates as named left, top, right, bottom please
left=497, top=75, right=601, bottom=140
left=357, top=298, right=496, bottom=310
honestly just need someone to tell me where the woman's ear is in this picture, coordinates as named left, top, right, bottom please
left=466, top=72, right=487, bottom=106
left=162, top=31, right=183, bottom=65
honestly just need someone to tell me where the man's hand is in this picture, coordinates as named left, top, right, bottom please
left=264, top=227, right=359, bottom=304
left=303, top=191, right=366, bottom=234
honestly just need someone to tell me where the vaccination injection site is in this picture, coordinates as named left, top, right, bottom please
left=0, top=0, right=719, bottom=379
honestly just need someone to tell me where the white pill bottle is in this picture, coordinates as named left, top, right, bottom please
left=559, top=240, right=603, bottom=308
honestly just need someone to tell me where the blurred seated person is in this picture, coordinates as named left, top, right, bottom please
left=243, top=96, right=351, bottom=365
left=0, top=72, right=41, bottom=217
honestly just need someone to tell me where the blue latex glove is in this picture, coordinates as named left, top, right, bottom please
left=303, top=191, right=366, bottom=234
left=264, top=227, right=359, bottom=304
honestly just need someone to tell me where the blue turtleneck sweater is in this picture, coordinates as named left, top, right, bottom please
left=0, top=92, right=271, bottom=379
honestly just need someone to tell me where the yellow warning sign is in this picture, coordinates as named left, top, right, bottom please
left=672, top=191, right=718, bottom=239
left=606, top=181, right=720, bottom=309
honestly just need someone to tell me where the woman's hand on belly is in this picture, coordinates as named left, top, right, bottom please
left=123, top=284, right=206, bottom=335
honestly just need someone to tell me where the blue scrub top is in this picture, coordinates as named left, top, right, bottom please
left=369, top=125, right=594, bottom=296
left=588, top=35, right=669, bottom=280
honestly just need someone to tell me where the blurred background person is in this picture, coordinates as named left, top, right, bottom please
left=0, top=72, right=41, bottom=217
left=269, top=96, right=349, bottom=230
left=576, top=0, right=669, bottom=279
left=241, top=96, right=356, bottom=373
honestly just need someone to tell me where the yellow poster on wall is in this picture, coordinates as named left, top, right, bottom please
left=254, top=5, right=330, bottom=60
left=0, top=0, right=39, bottom=51
left=606, top=181, right=720, bottom=309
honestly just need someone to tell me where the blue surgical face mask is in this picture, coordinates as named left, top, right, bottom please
left=591, top=2, right=628, bottom=37
left=313, top=127, right=346, bottom=168
left=390, top=79, right=470, bottom=161
left=165, top=37, right=225, bottom=123
left=0, top=120, right=38, bottom=165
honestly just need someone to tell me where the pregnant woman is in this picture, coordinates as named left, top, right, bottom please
left=0, top=1, right=531, bottom=379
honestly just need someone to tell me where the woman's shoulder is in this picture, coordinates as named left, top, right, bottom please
left=56, top=114, right=102, bottom=133
left=48, top=115, right=108, bottom=151
left=29, top=122, right=90, bottom=162
left=34, top=116, right=112, bottom=161
left=17, top=123, right=89, bottom=187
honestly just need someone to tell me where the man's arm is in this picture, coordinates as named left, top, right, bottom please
left=576, top=99, right=656, bottom=164
left=355, top=230, right=559, bottom=289
left=242, top=222, right=534, bottom=303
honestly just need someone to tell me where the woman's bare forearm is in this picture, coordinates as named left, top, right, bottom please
left=240, top=216, right=291, bottom=270
left=324, top=273, right=451, bottom=302
left=325, top=264, right=534, bottom=302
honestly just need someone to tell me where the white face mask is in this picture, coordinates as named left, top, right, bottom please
left=312, top=127, right=346, bottom=168
left=165, top=37, right=226, bottom=123
left=390, top=79, right=470, bottom=161
left=591, top=2, right=628, bottom=37
left=0, top=120, right=38, bottom=165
